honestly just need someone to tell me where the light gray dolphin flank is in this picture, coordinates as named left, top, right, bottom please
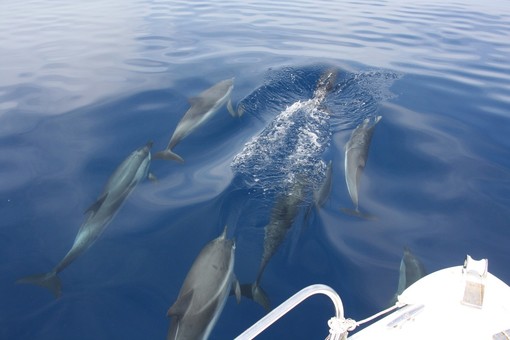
left=17, top=142, right=154, bottom=298
left=155, top=78, right=236, bottom=162
left=343, top=115, right=381, bottom=215
left=167, top=226, right=240, bottom=340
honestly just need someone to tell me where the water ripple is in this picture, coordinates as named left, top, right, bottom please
left=1, top=0, right=509, bottom=119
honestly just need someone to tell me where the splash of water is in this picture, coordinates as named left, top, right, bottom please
left=231, top=98, right=330, bottom=194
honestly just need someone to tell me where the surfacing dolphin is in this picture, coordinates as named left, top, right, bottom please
left=167, top=226, right=240, bottom=340
left=241, top=179, right=308, bottom=311
left=342, top=115, right=381, bottom=218
left=155, top=78, right=236, bottom=162
left=17, top=142, right=154, bottom=298
left=313, top=68, right=337, bottom=103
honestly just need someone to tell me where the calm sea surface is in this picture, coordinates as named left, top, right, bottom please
left=1, top=0, right=510, bottom=339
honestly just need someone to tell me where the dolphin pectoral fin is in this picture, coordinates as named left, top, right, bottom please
left=147, top=172, right=158, bottom=183
left=16, top=271, right=62, bottom=299
left=167, top=290, right=193, bottom=317
left=227, top=98, right=237, bottom=117
left=85, top=193, right=108, bottom=215
left=154, top=149, right=184, bottom=163
left=340, top=207, right=377, bottom=220
left=252, top=284, right=271, bottom=312
left=239, top=283, right=271, bottom=312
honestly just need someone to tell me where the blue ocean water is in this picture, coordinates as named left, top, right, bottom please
left=1, top=0, right=510, bottom=339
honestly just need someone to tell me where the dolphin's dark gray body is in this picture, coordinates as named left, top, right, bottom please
left=313, top=69, right=337, bottom=103
left=240, top=70, right=337, bottom=310
left=17, top=142, right=153, bottom=298
left=241, top=180, right=308, bottom=311
left=396, top=247, right=426, bottom=297
left=258, top=180, right=307, bottom=284
left=344, top=116, right=381, bottom=212
left=167, top=227, right=240, bottom=340
left=155, top=78, right=235, bottom=162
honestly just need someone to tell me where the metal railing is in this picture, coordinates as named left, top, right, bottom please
left=234, top=284, right=347, bottom=340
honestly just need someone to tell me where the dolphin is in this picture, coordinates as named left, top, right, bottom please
left=155, top=78, right=236, bottom=162
left=17, top=142, right=154, bottom=298
left=393, top=247, right=426, bottom=303
left=313, top=68, right=337, bottom=103
left=343, top=115, right=381, bottom=216
left=167, top=226, right=240, bottom=340
left=241, top=179, right=308, bottom=311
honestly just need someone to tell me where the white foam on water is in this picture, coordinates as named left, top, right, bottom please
left=231, top=98, right=330, bottom=194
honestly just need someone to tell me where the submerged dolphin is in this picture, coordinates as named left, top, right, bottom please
left=167, top=226, right=240, bottom=340
left=155, top=78, right=236, bottom=162
left=393, top=247, right=426, bottom=303
left=17, top=142, right=154, bottom=298
left=242, top=179, right=308, bottom=311
left=343, top=115, right=381, bottom=215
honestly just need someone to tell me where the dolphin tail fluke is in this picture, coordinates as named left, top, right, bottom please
left=240, top=283, right=271, bottom=312
left=16, top=271, right=62, bottom=298
left=340, top=207, right=377, bottom=220
left=153, top=149, right=184, bottom=162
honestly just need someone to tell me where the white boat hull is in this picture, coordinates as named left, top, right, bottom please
left=348, top=265, right=510, bottom=340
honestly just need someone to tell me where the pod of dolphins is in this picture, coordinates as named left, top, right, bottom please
left=17, top=70, right=417, bottom=339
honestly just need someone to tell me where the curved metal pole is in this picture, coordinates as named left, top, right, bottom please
left=234, top=284, right=345, bottom=340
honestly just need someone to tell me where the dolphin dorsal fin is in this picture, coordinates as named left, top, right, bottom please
left=220, top=225, right=228, bottom=239
left=148, top=172, right=158, bottom=182
left=84, top=193, right=108, bottom=215
left=188, top=96, right=203, bottom=106
left=167, top=290, right=193, bottom=317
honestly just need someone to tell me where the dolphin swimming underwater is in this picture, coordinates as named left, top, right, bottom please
left=396, top=247, right=426, bottom=296
left=392, top=247, right=426, bottom=304
left=241, top=179, right=308, bottom=311
left=343, top=115, right=381, bottom=216
left=155, top=78, right=236, bottom=162
left=17, top=142, right=154, bottom=298
left=167, top=226, right=240, bottom=340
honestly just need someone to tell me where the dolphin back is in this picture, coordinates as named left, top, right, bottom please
left=167, top=229, right=236, bottom=339
left=156, top=78, right=235, bottom=161
left=17, top=142, right=152, bottom=299
left=344, top=116, right=382, bottom=211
